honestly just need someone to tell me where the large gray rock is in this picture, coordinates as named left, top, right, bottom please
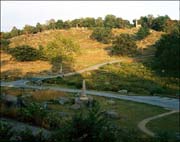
left=70, top=104, right=81, bottom=110
left=58, top=112, right=69, bottom=117
left=58, top=97, right=70, bottom=105
left=118, top=89, right=128, bottom=94
left=1, top=94, right=18, bottom=106
left=107, top=100, right=115, bottom=105
left=105, top=110, right=119, bottom=119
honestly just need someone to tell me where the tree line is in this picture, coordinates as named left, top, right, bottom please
left=1, top=14, right=178, bottom=39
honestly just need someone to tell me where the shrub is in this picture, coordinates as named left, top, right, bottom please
left=0, top=120, right=14, bottom=141
left=51, top=101, right=119, bottom=142
left=136, top=26, right=150, bottom=40
left=154, top=31, right=180, bottom=73
left=90, top=27, right=112, bottom=44
left=0, top=39, right=10, bottom=52
left=9, top=45, right=42, bottom=61
left=111, top=34, right=137, bottom=56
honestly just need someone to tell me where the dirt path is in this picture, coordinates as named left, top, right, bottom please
left=137, top=110, right=179, bottom=137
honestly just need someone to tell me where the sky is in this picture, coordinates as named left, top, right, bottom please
left=1, top=1, right=179, bottom=32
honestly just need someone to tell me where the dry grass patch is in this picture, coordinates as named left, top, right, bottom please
left=31, top=90, right=67, bottom=102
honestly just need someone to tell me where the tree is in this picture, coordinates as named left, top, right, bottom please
left=36, top=22, right=43, bottom=32
left=82, top=17, right=96, bottom=27
left=90, top=27, right=112, bottom=44
left=95, top=17, right=104, bottom=27
left=63, top=20, right=71, bottom=29
left=46, top=19, right=56, bottom=30
left=155, top=31, right=180, bottom=73
left=23, top=25, right=37, bottom=34
left=104, top=14, right=117, bottom=28
left=151, top=15, right=170, bottom=31
left=139, top=15, right=154, bottom=28
left=55, top=20, right=64, bottom=29
left=10, top=26, right=19, bottom=37
left=42, top=36, right=80, bottom=70
left=111, top=34, right=137, bottom=56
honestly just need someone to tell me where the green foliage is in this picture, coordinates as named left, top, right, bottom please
left=136, top=26, right=150, bottom=40
left=0, top=38, right=10, bottom=51
left=55, top=20, right=64, bottom=29
left=23, top=25, right=37, bottom=34
left=10, top=26, right=20, bottom=37
left=0, top=121, right=13, bottom=141
left=51, top=101, right=119, bottom=142
left=151, top=15, right=170, bottom=32
left=90, top=27, right=112, bottom=44
left=9, top=45, right=42, bottom=61
left=42, top=36, right=80, bottom=66
left=154, top=31, right=180, bottom=74
left=111, top=34, right=137, bottom=56
left=104, top=14, right=117, bottom=28
left=139, top=15, right=154, bottom=28
left=19, top=102, right=48, bottom=127
left=36, top=23, right=43, bottom=32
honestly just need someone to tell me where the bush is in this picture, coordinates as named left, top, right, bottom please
left=51, top=102, right=119, bottom=142
left=0, top=120, right=14, bottom=141
left=111, top=34, right=137, bottom=56
left=0, top=39, right=10, bottom=51
left=154, top=31, right=180, bottom=73
left=90, top=27, right=112, bottom=44
left=136, top=26, right=150, bottom=40
left=9, top=45, right=42, bottom=61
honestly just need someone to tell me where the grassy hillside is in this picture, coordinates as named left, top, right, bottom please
left=1, top=27, right=163, bottom=80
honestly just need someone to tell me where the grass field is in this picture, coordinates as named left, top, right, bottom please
left=147, top=112, right=180, bottom=135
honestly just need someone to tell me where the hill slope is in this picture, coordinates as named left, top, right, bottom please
left=1, top=28, right=163, bottom=80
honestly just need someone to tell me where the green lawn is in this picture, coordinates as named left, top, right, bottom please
left=147, top=112, right=180, bottom=135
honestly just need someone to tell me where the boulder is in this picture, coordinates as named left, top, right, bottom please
left=118, top=89, right=128, bottom=94
left=105, top=110, right=119, bottom=119
left=1, top=94, right=18, bottom=106
left=58, top=112, right=69, bottom=117
left=58, top=97, right=70, bottom=105
left=107, top=100, right=115, bottom=105
left=70, top=104, right=81, bottom=110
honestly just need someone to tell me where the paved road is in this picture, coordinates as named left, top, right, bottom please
left=1, top=57, right=179, bottom=111
left=137, top=110, right=179, bottom=137
left=1, top=79, right=179, bottom=111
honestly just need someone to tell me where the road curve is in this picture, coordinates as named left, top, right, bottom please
left=0, top=57, right=179, bottom=111
left=137, top=110, right=179, bottom=137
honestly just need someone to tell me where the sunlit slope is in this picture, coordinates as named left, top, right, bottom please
left=1, top=28, right=164, bottom=78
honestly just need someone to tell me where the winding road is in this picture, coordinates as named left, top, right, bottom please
left=1, top=58, right=179, bottom=137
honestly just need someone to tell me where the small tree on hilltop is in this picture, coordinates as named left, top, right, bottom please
left=111, top=34, right=137, bottom=56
